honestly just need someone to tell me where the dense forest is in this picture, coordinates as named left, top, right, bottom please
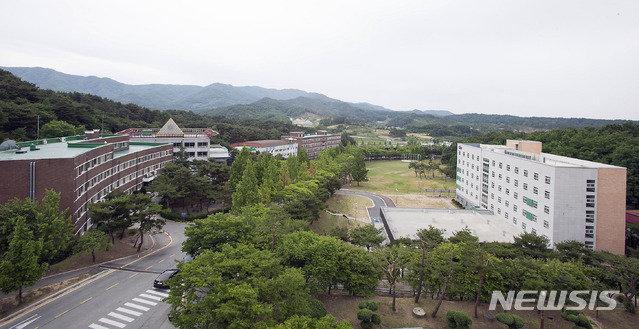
left=0, top=69, right=310, bottom=145
left=440, top=123, right=639, bottom=209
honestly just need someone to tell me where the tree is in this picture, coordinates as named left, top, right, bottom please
left=349, top=225, right=384, bottom=251
left=431, top=243, right=460, bottom=318
left=513, top=232, right=551, bottom=260
left=336, top=243, right=380, bottom=297
left=232, top=161, right=260, bottom=212
left=350, top=150, right=368, bottom=186
left=0, top=189, right=73, bottom=264
left=229, top=147, right=252, bottom=191
left=376, top=245, right=406, bottom=312
left=182, top=213, right=252, bottom=256
left=73, top=230, right=111, bottom=263
left=0, top=217, right=48, bottom=303
left=128, top=193, right=163, bottom=252
left=40, top=120, right=83, bottom=138
left=413, top=226, right=445, bottom=303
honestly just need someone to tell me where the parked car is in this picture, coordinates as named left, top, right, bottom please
left=153, top=269, right=179, bottom=289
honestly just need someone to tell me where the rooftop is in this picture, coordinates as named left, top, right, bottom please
left=0, top=140, right=169, bottom=161
left=381, top=207, right=519, bottom=243
left=463, top=142, right=624, bottom=169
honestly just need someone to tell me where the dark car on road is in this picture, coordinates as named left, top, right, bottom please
left=154, top=269, right=179, bottom=289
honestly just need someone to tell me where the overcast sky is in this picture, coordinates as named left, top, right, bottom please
left=1, top=0, right=638, bottom=120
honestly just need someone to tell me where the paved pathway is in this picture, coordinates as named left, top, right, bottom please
left=335, top=189, right=397, bottom=243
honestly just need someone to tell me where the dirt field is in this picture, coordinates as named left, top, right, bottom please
left=317, top=290, right=639, bottom=329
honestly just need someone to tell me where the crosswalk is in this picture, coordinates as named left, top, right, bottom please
left=88, top=289, right=169, bottom=329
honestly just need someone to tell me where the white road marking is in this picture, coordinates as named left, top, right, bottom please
left=98, top=317, right=126, bottom=328
left=88, top=323, right=110, bottom=329
left=12, top=314, right=40, bottom=329
left=132, top=297, right=157, bottom=306
left=108, top=312, right=134, bottom=322
left=116, top=307, right=142, bottom=317
left=124, top=302, right=150, bottom=311
left=139, top=293, right=163, bottom=301
left=146, top=289, right=169, bottom=298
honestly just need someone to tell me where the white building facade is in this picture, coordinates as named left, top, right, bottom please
left=456, top=140, right=626, bottom=254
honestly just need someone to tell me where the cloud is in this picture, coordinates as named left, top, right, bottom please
left=1, top=0, right=638, bottom=120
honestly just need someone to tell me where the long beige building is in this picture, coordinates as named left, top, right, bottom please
left=456, top=140, right=626, bottom=254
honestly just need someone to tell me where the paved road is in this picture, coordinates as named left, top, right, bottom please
left=336, top=189, right=395, bottom=223
left=0, top=221, right=188, bottom=329
left=335, top=190, right=396, bottom=242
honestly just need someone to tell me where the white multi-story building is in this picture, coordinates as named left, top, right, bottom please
left=231, top=140, right=298, bottom=158
left=456, top=140, right=626, bottom=254
left=118, top=118, right=222, bottom=161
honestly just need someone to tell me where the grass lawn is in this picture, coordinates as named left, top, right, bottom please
left=349, top=160, right=456, bottom=195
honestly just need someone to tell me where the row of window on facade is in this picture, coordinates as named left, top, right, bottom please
left=172, top=142, right=209, bottom=148
left=76, top=150, right=169, bottom=178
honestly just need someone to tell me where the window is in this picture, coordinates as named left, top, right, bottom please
left=587, top=179, right=596, bottom=192
left=506, top=188, right=510, bottom=195
left=498, top=185, right=502, bottom=192
left=506, top=177, right=510, bottom=183
left=544, top=191, right=550, bottom=199
left=586, top=210, right=595, bottom=223
left=491, top=193, right=494, bottom=199
left=498, top=197, right=502, bottom=203
left=499, top=162, right=503, bottom=169
left=543, top=220, right=549, bottom=229
left=514, top=180, right=519, bottom=187
left=533, top=187, right=538, bottom=194
left=544, top=205, right=550, bottom=214
left=507, top=165, right=511, bottom=171
left=513, top=217, right=518, bottom=224
left=499, top=174, right=502, bottom=180
left=524, top=169, right=529, bottom=177
left=505, top=212, right=509, bottom=219
left=586, top=195, right=595, bottom=208
left=197, top=142, right=208, bottom=148
left=523, top=183, right=528, bottom=190
left=545, top=176, right=551, bottom=184
left=505, top=200, right=510, bottom=207
left=522, top=222, right=526, bottom=230
left=515, top=167, right=519, bottom=174
left=173, top=142, right=181, bottom=148
left=585, top=225, right=595, bottom=239
left=492, top=172, right=495, bottom=177
left=514, top=192, right=518, bottom=199
left=513, top=205, right=518, bottom=212
left=534, top=173, right=539, bottom=180
left=184, top=142, right=195, bottom=148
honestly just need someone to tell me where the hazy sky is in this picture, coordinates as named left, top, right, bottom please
left=2, top=0, right=638, bottom=120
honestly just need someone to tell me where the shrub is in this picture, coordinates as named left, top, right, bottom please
left=445, top=310, right=472, bottom=329
left=560, top=310, right=592, bottom=329
left=307, top=298, right=327, bottom=319
left=360, top=322, right=373, bottom=329
left=496, top=313, right=524, bottom=329
left=358, top=300, right=378, bottom=311
left=371, top=313, right=381, bottom=325
left=357, top=309, right=373, bottom=322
